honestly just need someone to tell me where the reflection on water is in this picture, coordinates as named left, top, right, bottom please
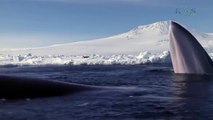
left=172, top=74, right=213, bottom=119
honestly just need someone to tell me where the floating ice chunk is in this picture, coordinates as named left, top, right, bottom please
left=159, top=51, right=171, bottom=63
left=1, top=51, right=210, bottom=66
left=148, top=55, right=160, bottom=63
left=137, top=51, right=151, bottom=59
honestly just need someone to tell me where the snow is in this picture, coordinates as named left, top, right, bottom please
left=0, top=51, right=171, bottom=65
left=0, top=20, right=212, bottom=66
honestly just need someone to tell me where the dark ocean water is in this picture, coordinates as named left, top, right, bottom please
left=0, top=64, right=213, bottom=120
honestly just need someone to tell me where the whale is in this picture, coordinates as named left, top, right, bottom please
left=169, top=21, right=213, bottom=74
left=2, top=21, right=213, bottom=100
left=0, top=75, right=96, bottom=100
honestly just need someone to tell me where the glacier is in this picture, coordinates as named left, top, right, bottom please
left=0, top=20, right=212, bottom=66
left=0, top=51, right=170, bottom=65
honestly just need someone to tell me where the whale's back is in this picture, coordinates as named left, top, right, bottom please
left=0, top=75, right=95, bottom=99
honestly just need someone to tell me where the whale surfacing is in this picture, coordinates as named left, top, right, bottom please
left=0, top=75, right=95, bottom=99
left=169, top=21, right=213, bottom=74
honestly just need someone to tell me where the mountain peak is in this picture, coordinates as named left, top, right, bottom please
left=128, top=21, right=171, bottom=36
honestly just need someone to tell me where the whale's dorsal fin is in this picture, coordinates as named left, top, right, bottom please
left=169, top=21, right=213, bottom=74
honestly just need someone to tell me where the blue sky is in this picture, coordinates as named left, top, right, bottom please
left=0, top=0, right=213, bottom=48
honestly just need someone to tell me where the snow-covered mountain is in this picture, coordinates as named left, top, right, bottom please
left=0, top=20, right=212, bottom=65
left=0, top=21, right=171, bottom=56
